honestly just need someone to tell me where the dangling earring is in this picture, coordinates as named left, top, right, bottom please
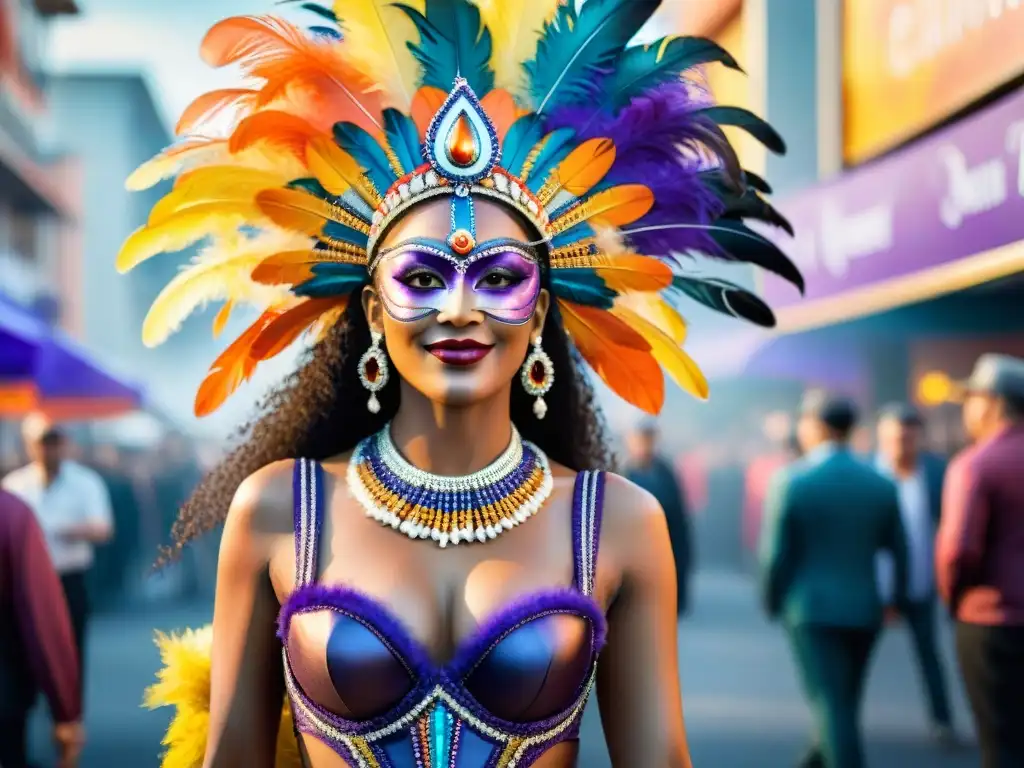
left=521, top=336, right=554, bottom=419
left=358, top=330, right=390, bottom=414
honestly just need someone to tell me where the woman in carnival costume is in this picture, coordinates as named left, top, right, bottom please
left=124, top=1, right=801, bottom=765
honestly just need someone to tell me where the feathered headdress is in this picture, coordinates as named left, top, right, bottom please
left=118, top=0, right=801, bottom=417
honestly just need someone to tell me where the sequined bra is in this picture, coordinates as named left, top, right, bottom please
left=277, top=459, right=608, bottom=767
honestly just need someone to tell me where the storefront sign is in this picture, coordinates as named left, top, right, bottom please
left=844, top=0, right=1024, bottom=164
left=761, top=87, right=1024, bottom=309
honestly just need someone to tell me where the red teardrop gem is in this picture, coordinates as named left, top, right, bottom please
left=365, top=357, right=379, bottom=384
left=530, top=360, right=546, bottom=386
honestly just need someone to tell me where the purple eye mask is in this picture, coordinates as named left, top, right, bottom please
left=376, top=240, right=541, bottom=325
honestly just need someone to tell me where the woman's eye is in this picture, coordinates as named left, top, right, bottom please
left=401, top=271, right=443, bottom=289
left=478, top=271, right=520, bottom=289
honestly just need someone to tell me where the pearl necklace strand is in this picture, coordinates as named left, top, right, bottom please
left=347, top=424, right=553, bottom=547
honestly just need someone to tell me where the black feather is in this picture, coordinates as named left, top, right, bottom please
left=708, top=219, right=803, bottom=292
left=697, top=106, right=786, bottom=155
left=720, top=189, right=793, bottom=237
left=671, top=274, right=776, bottom=327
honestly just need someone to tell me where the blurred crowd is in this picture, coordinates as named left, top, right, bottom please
left=622, top=352, right=1024, bottom=768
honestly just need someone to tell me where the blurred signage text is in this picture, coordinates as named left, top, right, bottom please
left=761, top=88, right=1024, bottom=308
left=843, top=0, right=1024, bottom=164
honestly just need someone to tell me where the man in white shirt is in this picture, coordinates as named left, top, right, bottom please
left=2, top=413, right=114, bottom=695
left=875, top=404, right=955, bottom=746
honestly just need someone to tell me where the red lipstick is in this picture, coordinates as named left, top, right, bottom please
left=423, top=338, right=494, bottom=366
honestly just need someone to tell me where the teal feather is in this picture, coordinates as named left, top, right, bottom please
left=525, top=0, right=660, bottom=113
left=288, top=177, right=332, bottom=198
left=604, top=37, right=742, bottom=110
left=696, top=106, right=786, bottom=154
left=550, top=221, right=594, bottom=249
left=523, top=128, right=577, bottom=191
left=279, top=1, right=338, bottom=24
left=332, top=122, right=397, bottom=193
left=396, top=0, right=495, bottom=96
left=502, top=114, right=546, bottom=177
left=322, top=221, right=370, bottom=248
left=383, top=109, right=423, bottom=174
left=294, top=263, right=368, bottom=298
left=550, top=269, right=616, bottom=309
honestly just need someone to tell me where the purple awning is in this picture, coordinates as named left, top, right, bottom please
left=0, top=293, right=143, bottom=416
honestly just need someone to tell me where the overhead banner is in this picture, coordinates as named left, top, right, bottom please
left=843, top=1, right=1024, bottom=164
left=760, top=87, right=1024, bottom=312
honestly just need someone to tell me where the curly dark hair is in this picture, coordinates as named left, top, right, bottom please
left=165, top=299, right=614, bottom=558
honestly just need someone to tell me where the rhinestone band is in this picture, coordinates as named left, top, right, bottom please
left=346, top=425, right=554, bottom=548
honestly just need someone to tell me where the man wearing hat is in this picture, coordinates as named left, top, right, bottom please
left=2, top=413, right=114, bottom=698
left=624, top=417, right=693, bottom=616
left=874, top=403, right=955, bottom=745
left=761, top=390, right=908, bottom=768
left=937, top=353, right=1024, bottom=768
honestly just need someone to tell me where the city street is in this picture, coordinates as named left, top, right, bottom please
left=31, top=571, right=978, bottom=767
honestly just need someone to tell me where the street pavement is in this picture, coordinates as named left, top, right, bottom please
left=31, top=571, right=979, bottom=767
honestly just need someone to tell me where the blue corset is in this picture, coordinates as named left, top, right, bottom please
left=278, top=459, right=607, bottom=767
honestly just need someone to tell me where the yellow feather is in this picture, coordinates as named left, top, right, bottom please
left=611, top=304, right=707, bottom=399
left=116, top=203, right=263, bottom=273
left=305, top=136, right=380, bottom=206
left=126, top=139, right=231, bottom=191
left=144, top=626, right=301, bottom=768
left=141, top=231, right=307, bottom=347
left=149, top=167, right=289, bottom=226
left=127, top=140, right=305, bottom=193
left=332, top=0, right=424, bottom=111
left=617, top=293, right=689, bottom=344
left=472, top=0, right=561, bottom=95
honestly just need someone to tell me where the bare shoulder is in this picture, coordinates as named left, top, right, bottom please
left=225, top=459, right=297, bottom=544
left=598, top=471, right=671, bottom=583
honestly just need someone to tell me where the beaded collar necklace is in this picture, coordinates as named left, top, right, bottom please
left=347, top=425, right=553, bottom=548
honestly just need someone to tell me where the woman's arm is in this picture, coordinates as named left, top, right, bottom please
left=597, top=475, right=691, bottom=768
left=204, top=463, right=292, bottom=768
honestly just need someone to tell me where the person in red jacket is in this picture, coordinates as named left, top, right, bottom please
left=0, top=488, right=84, bottom=768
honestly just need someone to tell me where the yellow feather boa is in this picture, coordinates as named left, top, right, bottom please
left=143, top=626, right=303, bottom=768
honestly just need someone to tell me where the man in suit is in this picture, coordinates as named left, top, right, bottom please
left=937, top=354, right=1024, bottom=768
left=624, top=418, right=693, bottom=616
left=874, top=404, right=955, bottom=745
left=761, top=393, right=908, bottom=768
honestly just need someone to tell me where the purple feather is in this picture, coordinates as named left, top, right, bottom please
left=546, top=81, right=726, bottom=257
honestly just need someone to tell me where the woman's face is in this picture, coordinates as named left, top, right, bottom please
left=362, top=197, right=549, bottom=408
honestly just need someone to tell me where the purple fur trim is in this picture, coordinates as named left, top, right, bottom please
left=278, top=583, right=435, bottom=679
left=546, top=81, right=724, bottom=257
left=447, top=587, right=608, bottom=679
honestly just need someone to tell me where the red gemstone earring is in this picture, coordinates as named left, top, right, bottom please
left=358, top=330, right=390, bottom=414
left=521, top=336, right=554, bottom=419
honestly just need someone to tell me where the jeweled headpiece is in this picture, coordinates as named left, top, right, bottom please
left=117, top=0, right=802, bottom=417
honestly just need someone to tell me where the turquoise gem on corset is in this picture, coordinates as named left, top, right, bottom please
left=431, top=703, right=452, bottom=765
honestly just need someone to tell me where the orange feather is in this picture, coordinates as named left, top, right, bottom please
left=212, top=301, right=234, bottom=338
left=411, top=87, right=447, bottom=138
left=249, top=297, right=348, bottom=361
left=250, top=248, right=364, bottom=285
left=479, top=89, right=517, bottom=141
left=589, top=254, right=673, bottom=293
left=560, top=301, right=663, bottom=414
left=305, top=135, right=380, bottom=205
left=229, top=111, right=323, bottom=162
left=194, top=306, right=286, bottom=416
left=611, top=305, right=708, bottom=400
left=551, top=184, right=654, bottom=233
left=199, top=15, right=383, bottom=135
left=255, top=188, right=350, bottom=236
left=540, top=138, right=616, bottom=203
left=176, top=88, right=259, bottom=136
